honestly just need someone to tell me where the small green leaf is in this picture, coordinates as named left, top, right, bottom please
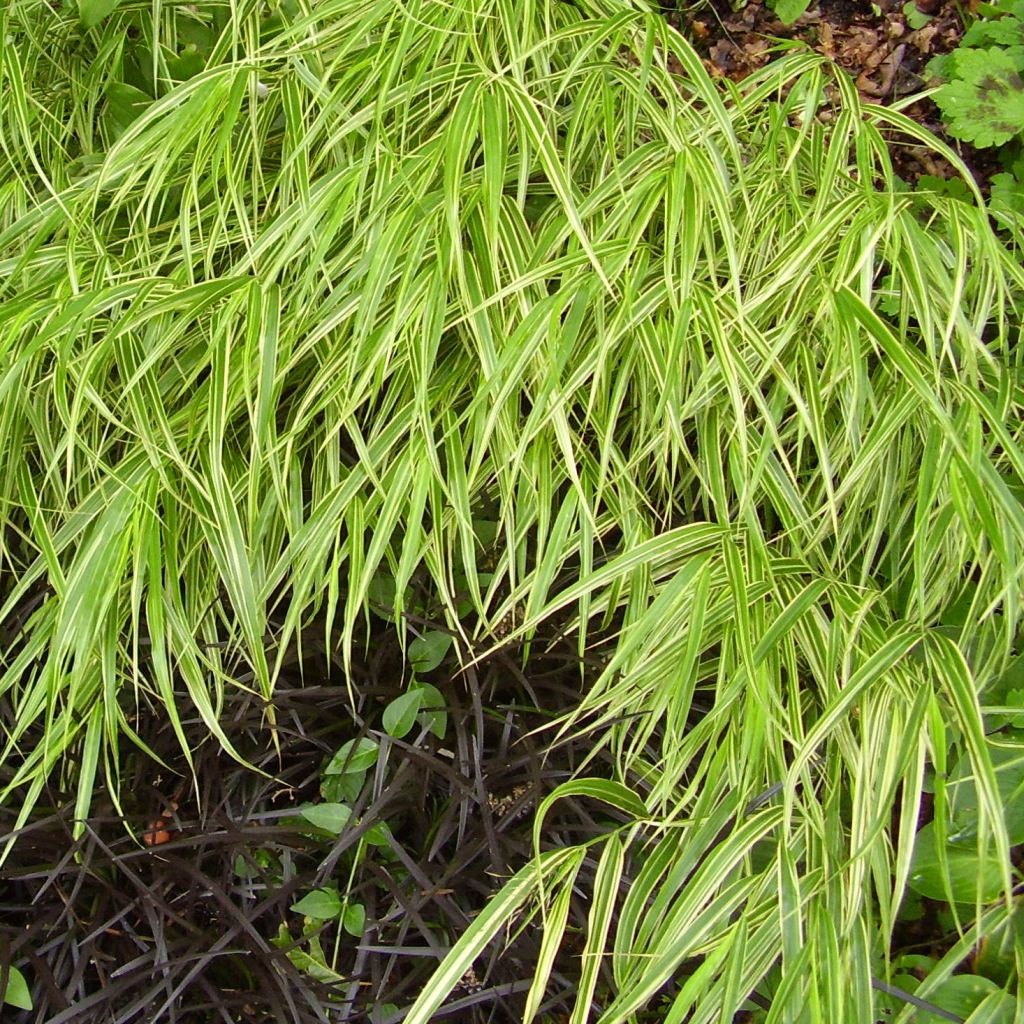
left=273, top=923, right=346, bottom=983
left=363, top=820, right=393, bottom=847
left=771, top=0, right=810, bottom=24
left=342, top=902, right=366, bottom=936
left=411, top=681, right=447, bottom=739
left=291, top=888, right=343, bottom=919
left=325, top=737, right=378, bottom=775
left=322, top=770, right=366, bottom=803
left=902, top=0, right=932, bottom=29
left=409, top=631, right=452, bottom=673
left=383, top=690, right=422, bottom=739
left=79, top=0, right=122, bottom=27
left=2, top=967, right=31, bottom=1011
left=300, top=802, right=352, bottom=834
left=962, top=14, right=1024, bottom=46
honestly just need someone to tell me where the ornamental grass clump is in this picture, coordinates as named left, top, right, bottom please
left=1, top=0, right=1022, bottom=1019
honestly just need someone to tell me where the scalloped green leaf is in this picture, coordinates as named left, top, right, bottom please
left=934, top=48, right=1024, bottom=147
left=962, top=13, right=1024, bottom=46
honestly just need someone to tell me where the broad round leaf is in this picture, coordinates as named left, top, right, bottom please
left=914, top=974, right=1015, bottom=1023
left=908, top=822, right=1005, bottom=903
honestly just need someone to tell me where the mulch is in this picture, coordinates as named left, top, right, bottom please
left=666, top=0, right=1002, bottom=187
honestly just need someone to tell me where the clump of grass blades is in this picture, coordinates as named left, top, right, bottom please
left=0, top=0, right=1022, bottom=1019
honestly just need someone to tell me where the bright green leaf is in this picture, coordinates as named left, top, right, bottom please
left=410, top=682, right=447, bottom=739
left=291, top=888, right=343, bottom=920
left=383, top=690, right=423, bottom=739
left=771, top=0, right=811, bottom=23
left=363, top=821, right=392, bottom=847
left=342, top=902, right=366, bottom=936
left=300, top=803, right=353, bottom=834
left=325, top=738, right=378, bottom=776
left=2, top=967, right=31, bottom=1011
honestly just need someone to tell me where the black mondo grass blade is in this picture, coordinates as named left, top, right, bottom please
left=1, top=624, right=618, bottom=1022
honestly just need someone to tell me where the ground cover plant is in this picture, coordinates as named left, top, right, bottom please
left=1, top=0, right=1023, bottom=1020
